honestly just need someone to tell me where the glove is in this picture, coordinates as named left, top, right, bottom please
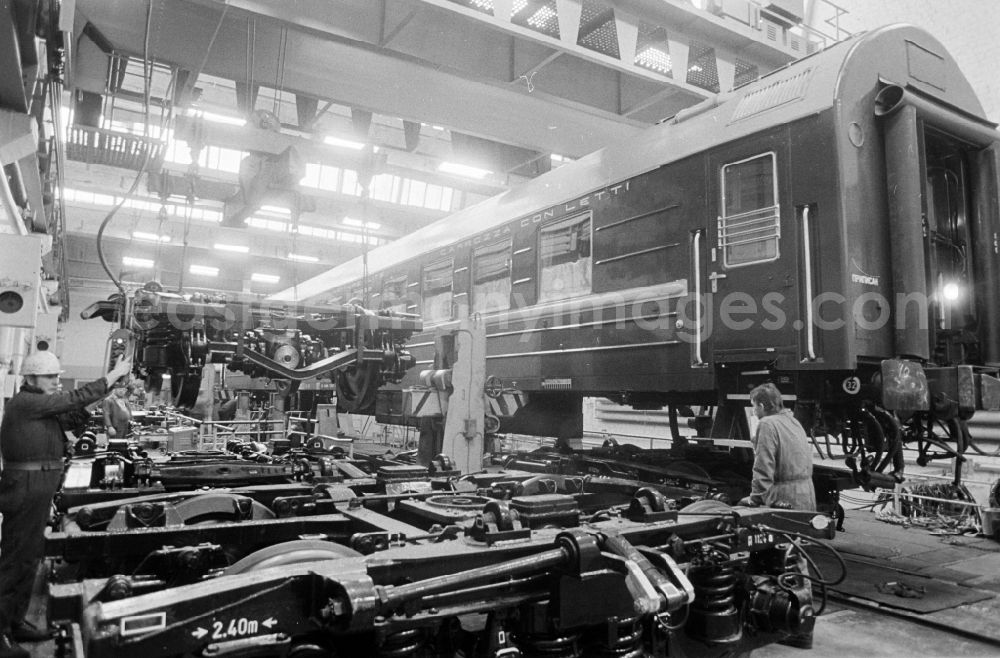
left=737, top=496, right=759, bottom=507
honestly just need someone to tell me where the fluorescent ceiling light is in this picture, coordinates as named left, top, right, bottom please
left=251, top=273, right=281, bottom=284
left=343, top=217, right=381, bottom=230
left=132, top=231, right=170, bottom=243
left=214, top=243, right=250, bottom=254
left=288, top=253, right=319, bottom=263
left=186, top=108, right=247, bottom=126
left=260, top=204, right=291, bottom=215
left=438, top=161, right=492, bottom=179
left=123, top=256, right=154, bottom=269
left=324, top=135, right=366, bottom=150
left=189, top=264, right=219, bottom=276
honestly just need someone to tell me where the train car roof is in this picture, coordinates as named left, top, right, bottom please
left=271, top=24, right=985, bottom=304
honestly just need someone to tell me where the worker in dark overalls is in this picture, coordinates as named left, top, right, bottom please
left=101, top=381, right=133, bottom=440
left=0, top=351, right=132, bottom=657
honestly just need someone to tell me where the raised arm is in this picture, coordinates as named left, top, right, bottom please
left=21, top=357, right=132, bottom=420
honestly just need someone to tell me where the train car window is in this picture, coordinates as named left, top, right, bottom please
left=380, top=275, right=409, bottom=313
left=719, top=152, right=780, bottom=267
left=539, top=212, right=592, bottom=302
left=347, top=282, right=365, bottom=305
left=422, top=259, right=453, bottom=323
left=472, top=240, right=512, bottom=315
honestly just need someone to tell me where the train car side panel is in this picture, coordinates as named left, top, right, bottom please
left=704, top=126, right=798, bottom=363
left=788, top=111, right=856, bottom=370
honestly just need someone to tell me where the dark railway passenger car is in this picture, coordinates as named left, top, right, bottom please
left=273, top=25, right=1000, bottom=480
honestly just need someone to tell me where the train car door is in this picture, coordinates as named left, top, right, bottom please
left=877, top=87, right=1000, bottom=366
left=702, top=140, right=799, bottom=364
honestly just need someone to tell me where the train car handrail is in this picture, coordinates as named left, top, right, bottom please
left=693, top=230, right=705, bottom=367
left=802, top=205, right=816, bottom=361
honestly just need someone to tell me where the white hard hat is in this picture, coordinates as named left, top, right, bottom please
left=20, top=350, right=63, bottom=376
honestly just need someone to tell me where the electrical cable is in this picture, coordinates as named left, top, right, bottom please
left=768, top=528, right=848, bottom=617
left=95, top=0, right=228, bottom=292
left=176, top=201, right=193, bottom=292
left=96, top=0, right=155, bottom=292
left=772, top=530, right=846, bottom=586
left=966, top=434, right=1000, bottom=457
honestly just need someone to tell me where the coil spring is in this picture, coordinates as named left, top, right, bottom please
left=594, top=616, right=644, bottom=657
left=690, top=564, right=737, bottom=613
left=781, top=545, right=801, bottom=574
left=378, top=628, right=423, bottom=657
left=143, top=326, right=176, bottom=345
left=521, top=632, right=582, bottom=657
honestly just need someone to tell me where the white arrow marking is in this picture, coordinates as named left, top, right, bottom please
left=261, top=617, right=277, bottom=629
left=191, top=627, right=208, bottom=639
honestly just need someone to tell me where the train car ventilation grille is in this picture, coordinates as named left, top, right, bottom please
left=731, top=68, right=813, bottom=122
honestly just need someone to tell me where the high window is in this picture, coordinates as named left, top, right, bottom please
left=719, top=152, right=780, bottom=267
left=421, top=259, right=454, bottom=323
left=539, top=213, right=592, bottom=301
left=472, top=240, right=512, bottom=315
left=380, top=275, right=409, bottom=314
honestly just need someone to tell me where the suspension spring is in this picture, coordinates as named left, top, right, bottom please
left=779, top=544, right=806, bottom=582
left=782, top=546, right=800, bottom=572
left=143, top=326, right=176, bottom=345
left=690, top=564, right=737, bottom=614
left=593, top=615, right=644, bottom=657
left=520, top=632, right=582, bottom=657
left=686, top=562, right=742, bottom=643
left=378, top=628, right=423, bottom=657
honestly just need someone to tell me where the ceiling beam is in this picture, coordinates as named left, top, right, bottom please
left=75, top=0, right=647, bottom=157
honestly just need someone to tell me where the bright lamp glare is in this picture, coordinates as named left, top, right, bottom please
left=288, top=253, right=319, bottom=263
left=214, top=243, right=250, bottom=254
left=123, top=256, right=154, bottom=269
left=343, top=217, right=381, bottom=230
left=132, top=231, right=170, bottom=243
left=438, top=161, right=492, bottom=179
left=324, top=135, right=366, bottom=150
left=190, top=265, right=219, bottom=277
left=186, top=108, right=247, bottom=126
left=943, top=282, right=961, bottom=301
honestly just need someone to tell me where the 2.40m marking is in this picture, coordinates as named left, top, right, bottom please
left=213, top=617, right=258, bottom=639
left=191, top=616, right=277, bottom=640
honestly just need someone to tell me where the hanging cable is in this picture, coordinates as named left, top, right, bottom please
left=192, top=5, right=228, bottom=85
left=47, top=77, right=72, bottom=316
left=361, top=192, right=369, bottom=307
left=96, top=0, right=155, bottom=291
left=96, top=0, right=228, bottom=293
left=153, top=200, right=168, bottom=266
left=290, top=207, right=299, bottom=302
left=273, top=26, right=287, bottom=116
left=245, top=17, right=256, bottom=113
left=176, top=195, right=194, bottom=293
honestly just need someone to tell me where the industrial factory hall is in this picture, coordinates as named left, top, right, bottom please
left=1, top=1, right=999, bottom=657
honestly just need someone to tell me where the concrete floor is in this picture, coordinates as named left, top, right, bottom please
left=761, top=605, right=1000, bottom=658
